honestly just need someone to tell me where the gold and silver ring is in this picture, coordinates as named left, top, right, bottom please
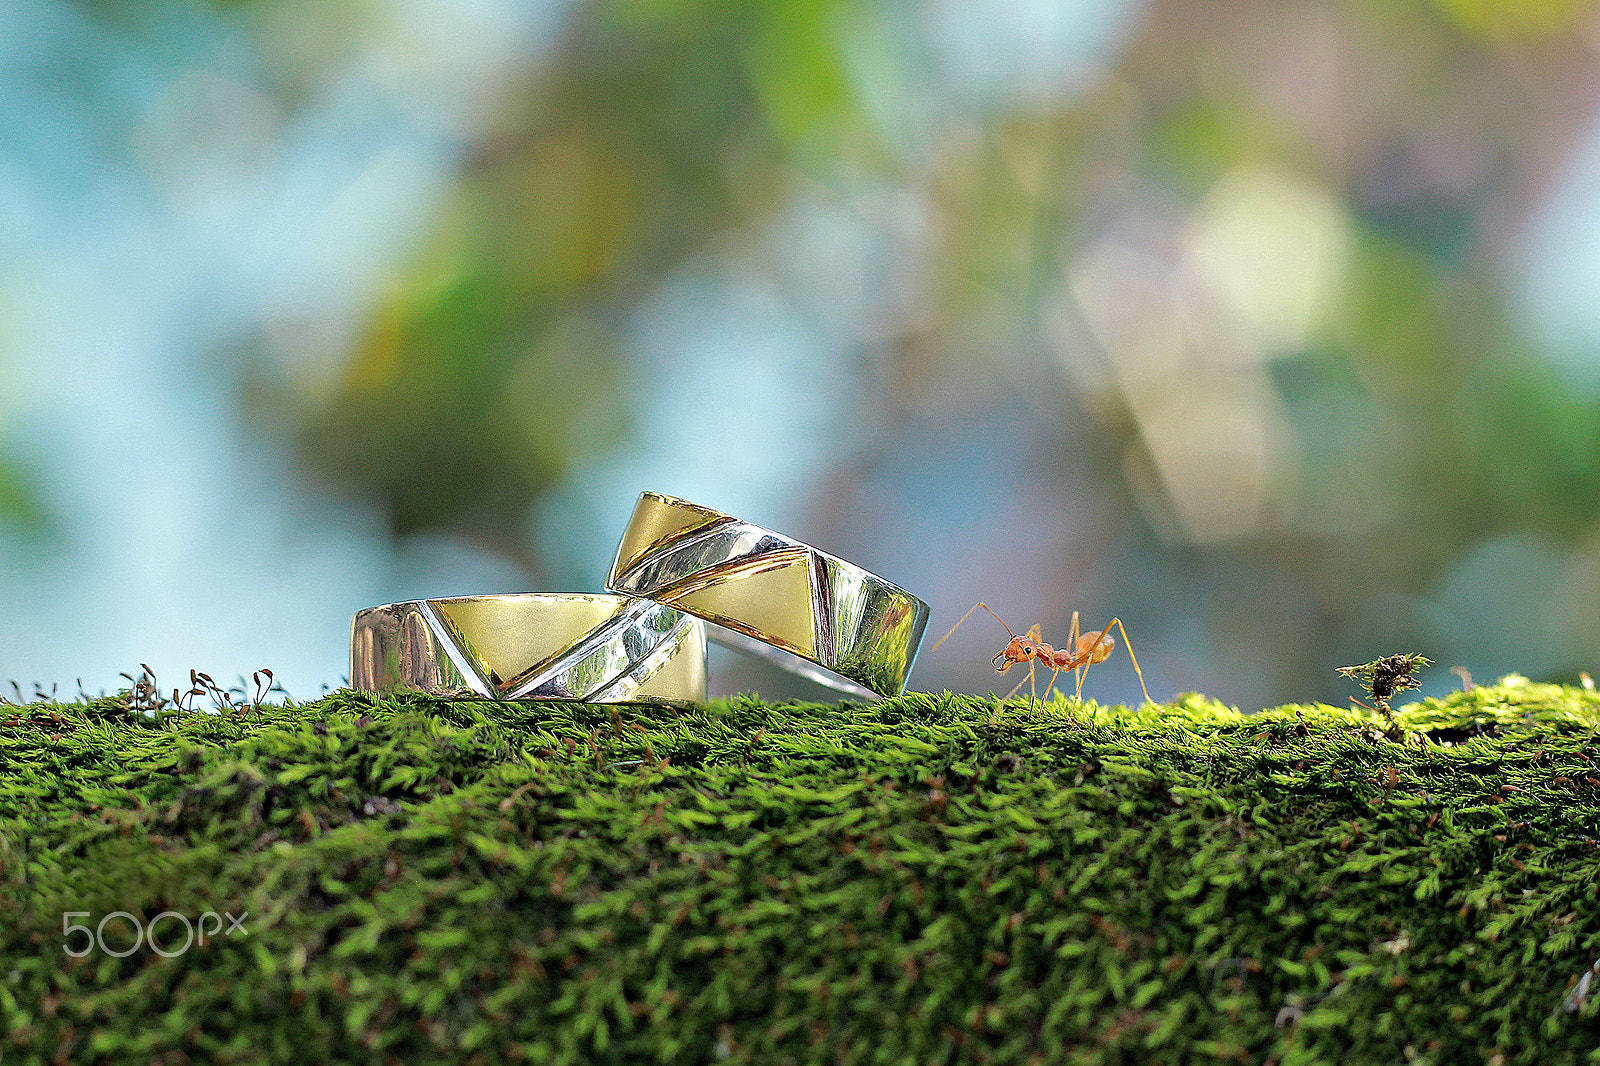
left=349, top=492, right=931, bottom=704
left=606, top=492, right=930, bottom=699
left=350, top=593, right=706, bottom=706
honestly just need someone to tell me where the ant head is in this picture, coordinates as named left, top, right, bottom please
left=993, top=640, right=1037, bottom=668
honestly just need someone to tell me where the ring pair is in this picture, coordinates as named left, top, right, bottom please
left=350, top=492, right=930, bottom=706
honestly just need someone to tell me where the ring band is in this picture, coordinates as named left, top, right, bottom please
left=350, top=593, right=706, bottom=706
left=605, top=492, right=930, bottom=699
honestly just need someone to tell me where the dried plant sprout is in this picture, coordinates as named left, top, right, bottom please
left=1338, top=653, right=1432, bottom=733
left=4, top=665, right=289, bottom=719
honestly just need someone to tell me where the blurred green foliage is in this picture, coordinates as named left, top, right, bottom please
left=21, top=0, right=1599, bottom=701
left=273, top=0, right=799, bottom=542
left=0, top=455, right=51, bottom=537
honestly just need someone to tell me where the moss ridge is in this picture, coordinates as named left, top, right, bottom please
left=1, top=681, right=1597, bottom=1064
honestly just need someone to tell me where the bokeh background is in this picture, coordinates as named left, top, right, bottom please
left=4, top=0, right=1600, bottom=710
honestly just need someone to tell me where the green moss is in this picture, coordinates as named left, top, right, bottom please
left=2, top=681, right=1598, bottom=1064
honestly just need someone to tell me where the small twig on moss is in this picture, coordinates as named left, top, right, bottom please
left=1338, top=653, right=1431, bottom=733
left=120, top=665, right=167, bottom=719
left=187, top=670, right=228, bottom=710
left=248, top=669, right=278, bottom=711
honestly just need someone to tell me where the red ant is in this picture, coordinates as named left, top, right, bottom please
left=928, top=602, right=1151, bottom=705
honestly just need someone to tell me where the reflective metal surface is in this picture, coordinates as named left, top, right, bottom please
left=350, top=593, right=706, bottom=706
left=607, top=492, right=930, bottom=699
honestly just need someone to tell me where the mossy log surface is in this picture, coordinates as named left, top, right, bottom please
left=2, top=682, right=1598, bottom=1065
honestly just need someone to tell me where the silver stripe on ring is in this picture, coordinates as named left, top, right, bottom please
left=606, top=493, right=930, bottom=699
left=350, top=594, right=705, bottom=705
left=501, top=598, right=696, bottom=702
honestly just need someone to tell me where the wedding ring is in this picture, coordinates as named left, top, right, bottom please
left=605, top=492, right=930, bottom=699
left=350, top=593, right=706, bottom=706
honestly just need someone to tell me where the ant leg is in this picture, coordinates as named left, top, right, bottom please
left=1000, top=661, right=1040, bottom=706
left=1106, top=619, right=1152, bottom=705
left=1068, top=612, right=1097, bottom=700
left=1002, top=656, right=1045, bottom=710
left=1068, top=611, right=1088, bottom=700
left=1073, top=613, right=1110, bottom=700
left=1071, top=619, right=1152, bottom=705
left=1040, top=665, right=1063, bottom=703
